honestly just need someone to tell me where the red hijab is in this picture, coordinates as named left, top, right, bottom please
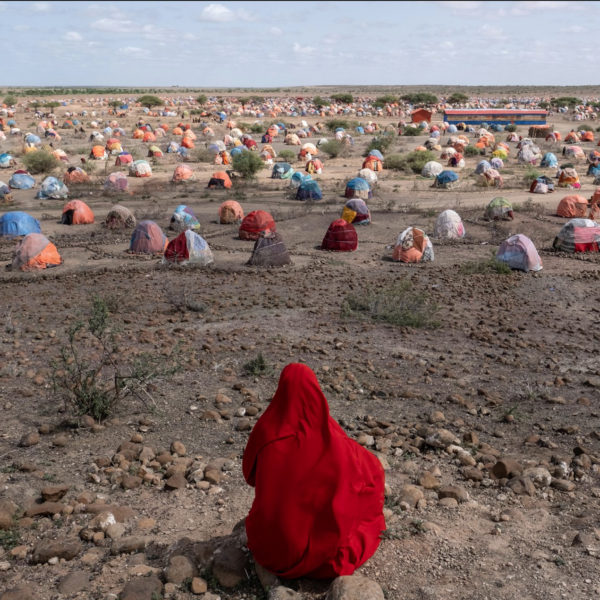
left=242, top=363, right=385, bottom=579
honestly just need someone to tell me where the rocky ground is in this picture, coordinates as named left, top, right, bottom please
left=1, top=104, right=600, bottom=600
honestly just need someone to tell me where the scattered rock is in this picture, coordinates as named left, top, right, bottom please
left=165, top=555, right=198, bottom=583
left=551, top=479, right=576, bottom=492
left=506, top=476, right=536, bottom=496
left=106, top=523, right=126, bottom=540
left=269, top=587, right=303, bottom=600
left=57, top=571, right=90, bottom=595
left=438, top=497, right=458, bottom=508
left=397, top=485, right=424, bottom=508
left=255, top=561, right=281, bottom=591
left=31, top=538, right=82, bottom=564
left=0, top=584, right=37, bottom=600
left=425, top=429, right=457, bottom=449
left=491, top=459, right=523, bottom=479
left=171, top=441, right=186, bottom=456
left=165, top=472, right=187, bottom=490
left=20, top=433, right=39, bottom=447
left=326, top=576, right=384, bottom=600
left=111, top=536, right=146, bottom=555
left=212, top=547, right=251, bottom=588
left=191, top=577, right=208, bottom=595
left=119, top=577, right=163, bottom=600
left=121, top=476, right=143, bottom=490
left=417, top=471, right=441, bottom=490
left=438, top=485, right=469, bottom=503
left=522, top=467, right=552, bottom=488
left=41, top=484, right=70, bottom=502
left=463, top=467, right=483, bottom=482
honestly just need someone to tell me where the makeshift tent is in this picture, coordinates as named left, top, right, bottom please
left=530, top=175, right=555, bottom=194
left=358, top=168, right=378, bottom=184
left=129, top=160, right=152, bottom=178
left=321, top=219, right=358, bottom=252
left=290, top=172, right=310, bottom=189
left=64, top=166, right=90, bottom=185
left=115, top=152, right=133, bottom=166
left=148, top=145, right=163, bottom=158
left=36, top=177, right=68, bottom=200
left=478, top=169, right=503, bottom=187
left=9, top=171, right=35, bottom=189
left=434, top=210, right=465, bottom=239
left=218, top=200, right=244, bottom=224
left=11, top=233, right=62, bottom=271
left=558, top=168, right=580, bottom=188
left=170, top=205, right=200, bottom=231
left=556, top=195, right=589, bottom=218
left=433, top=170, right=459, bottom=189
left=0, top=181, right=13, bottom=203
left=344, top=178, right=371, bottom=200
left=104, top=171, right=129, bottom=192
left=163, top=230, right=213, bottom=266
left=296, top=179, right=323, bottom=200
left=563, top=146, right=585, bottom=160
left=172, top=165, right=196, bottom=183
left=0, top=211, right=41, bottom=237
left=421, top=161, right=444, bottom=178
left=392, top=227, right=434, bottom=263
left=239, top=210, right=276, bottom=241
left=484, top=197, right=513, bottom=220
left=497, top=234, right=542, bottom=272
left=105, top=205, right=135, bottom=229
left=207, top=171, right=232, bottom=189
left=129, top=220, right=167, bottom=254
left=272, top=163, right=294, bottom=179
left=475, top=160, right=491, bottom=175
left=247, top=231, right=291, bottom=267
left=553, top=218, right=600, bottom=253
left=0, top=153, right=14, bottom=168
left=306, top=159, right=323, bottom=174
left=90, top=146, right=108, bottom=160
left=61, top=200, right=94, bottom=225
left=362, top=156, right=382, bottom=171
left=341, top=199, right=371, bottom=225
left=541, top=153, right=558, bottom=168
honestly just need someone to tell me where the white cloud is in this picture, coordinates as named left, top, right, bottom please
left=200, top=4, right=235, bottom=22
left=323, top=33, right=341, bottom=45
left=13, top=24, right=30, bottom=31
left=118, top=46, right=149, bottom=58
left=510, top=1, right=571, bottom=15
left=0, top=3, right=7, bottom=11
left=63, top=31, right=83, bottom=42
left=91, top=18, right=133, bottom=33
left=564, top=25, right=586, bottom=33
left=434, top=1, right=481, bottom=13
left=480, top=24, right=507, bottom=40
left=32, top=1, right=51, bottom=11
left=199, top=4, right=256, bottom=22
left=293, top=42, right=316, bottom=55
left=182, top=32, right=198, bottom=40
left=86, top=4, right=128, bottom=19
left=440, top=41, right=454, bottom=49
left=270, top=26, right=283, bottom=36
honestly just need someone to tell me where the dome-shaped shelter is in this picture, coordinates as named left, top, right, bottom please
left=105, top=205, right=135, bottom=229
left=344, top=178, right=371, bottom=200
left=239, top=210, right=276, bottom=241
left=475, top=160, right=492, bottom=175
left=115, top=152, right=133, bottom=166
left=321, top=219, right=358, bottom=252
left=362, top=156, right=382, bottom=171
left=104, top=171, right=129, bottom=192
left=163, top=230, right=213, bottom=266
left=36, top=177, right=68, bottom=200
left=172, top=165, right=196, bottom=183
left=129, top=221, right=167, bottom=254
left=290, top=172, right=311, bottom=189
left=421, top=161, right=444, bottom=178
left=357, top=168, right=378, bottom=184
left=90, top=145, right=108, bottom=160
left=129, top=160, right=152, bottom=178
left=541, top=153, right=558, bottom=168
left=61, top=200, right=94, bottom=225
left=207, top=171, right=232, bottom=189
left=9, top=171, right=35, bottom=189
left=434, top=210, right=465, bottom=239
left=497, top=234, right=542, bottom=272
left=530, top=175, right=555, bottom=194
left=433, top=170, right=459, bottom=189
left=272, top=163, right=294, bottom=180
left=556, top=195, right=589, bottom=218
left=484, top=197, right=513, bottom=221
left=558, top=168, right=580, bottom=189
left=341, top=199, right=371, bottom=225
left=64, top=167, right=90, bottom=185
left=392, top=227, right=434, bottom=263
left=247, top=231, right=291, bottom=267
left=170, top=205, right=200, bottom=231
left=0, top=212, right=41, bottom=237
left=554, top=218, right=600, bottom=253
left=11, top=233, right=62, bottom=271
left=477, top=168, right=503, bottom=188
left=218, top=200, right=244, bottom=224
left=296, top=180, right=322, bottom=201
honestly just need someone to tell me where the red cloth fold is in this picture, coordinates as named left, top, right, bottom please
left=242, top=363, right=385, bottom=579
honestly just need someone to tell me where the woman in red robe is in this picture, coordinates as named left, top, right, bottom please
left=242, top=363, right=385, bottom=579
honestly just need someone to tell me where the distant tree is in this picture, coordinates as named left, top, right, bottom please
left=331, top=93, right=354, bottom=104
left=3, top=94, right=16, bottom=106
left=196, top=94, right=208, bottom=106
left=447, top=92, right=469, bottom=105
left=109, top=100, right=121, bottom=109
left=401, top=92, right=438, bottom=105
left=137, top=94, right=163, bottom=108
left=30, top=101, right=41, bottom=111
left=46, top=101, right=60, bottom=110
left=232, top=152, right=265, bottom=180
left=553, top=96, right=581, bottom=107
left=539, top=102, right=550, bottom=110
left=313, top=96, right=331, bottom=108
left=373, top=94, right=397, bottom=108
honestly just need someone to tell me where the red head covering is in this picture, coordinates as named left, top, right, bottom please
left=242, top=363, right=385, bottom=579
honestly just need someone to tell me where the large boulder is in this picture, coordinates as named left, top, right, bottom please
left=31, top=538, right=82, bottom=564
left=119, top=578, right=163, bottom=600
left=212, top=546, right=251, bottom=588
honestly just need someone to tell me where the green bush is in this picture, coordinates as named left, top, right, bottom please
left=401, top=127, right=421, bottom=136
left=553, top=96, right=581, bottom=107
left=250, top=123, right=263, bottom=134
left=278, top=150, right=296, bottom=162
left=314, top=96, right=330, bottom=108
left=364, top=135, right=394, bottom=157
left=193, top=148, right=213, bottom=163
left=196, top=94, right=207, bottom=106
left=319, top=140, right=347, bottom=159
left=539, top=102, right=550, bottom=110
left=22, top=151, right=60, bottom=175
left=331, top=93, right=353, bottom=104
left=505, top=124, right=518, bottom=132
left=341, top=281, right=440, bottom=329
left=325, top=119, right=358, bottom=132
left=373, top=94, right=397, bottom=108
left=523, top=165, right=542, bottom=183
left=384, top=150, right=436, bottom=173
left=464, top=145, right=480, bottom=157
left=460, top=252, right=512, bottom=275
left=137, top=95, right=163, bottom=109
left=401, top=92, right=439, bottom=105
left=447, top=92, right=469, bottom=105
left=232, top=151, right=265, bottom=179
left=3, top=94, right=16, bottom=106
left=577, top=124, right=593, bottom=132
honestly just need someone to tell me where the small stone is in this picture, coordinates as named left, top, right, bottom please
left=24, top=502, right=65, bottom=517
left=57, top=571, right=90, bottom=595
left=80, top=415, right=95, bottom=428
left=52, top=434, right=68, bottom=447
left=425, top=429, right=457, bottom=449
left=428, top=411, right=445, bottom=424
left=491, top=459, right=523, bottom=479
left=269, top=587, right=302, bottom=600
left=41, top=484, right=70, bottom=502
left=171, top=441, right=186, bottom=456
left=119, top=577, right=163, bottom=600
left=20, top=432, right=39, bottom=447
left=138, top=518, right=156, bottom=530
left=191, top=577, right=208, bottom=595
left=111, top=536, right=146, bottom=555
left=212, top=546, right=251, bottom=588
left=417, top=471, right=441, bottom=490
left=165, top=555, right=198, bottom=584
left=31, top=538, right=82, bottom=564
left=438, top=497, right=458, bottom=508
left=204, top=469, right=221, bottom=485
left=0, top=585, right=37, bottom=600
left=326, top=575, right=384, bottom=600
left=573, top=532, right=594, bottom=547
left=506, top=476, right=536, bottom=496
left=106, top=523, right=126, bottom=540
left=522, top=467, right=552, bottom=488
left=165, top=472, right=187, bottom=490
left=121, top=476, right=143, bottom=490
left=236, top=418, right=252, bottom=432
left=463, top=467, right=483, bottom=482
left=130, top=433, right=143, bottom=443
left=551, top=479, right=576, bottom=492
left=438, top=485, right=469, bottom=503
left=397, top=485, right=424, bottom=508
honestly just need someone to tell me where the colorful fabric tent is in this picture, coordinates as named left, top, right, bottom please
left=434, top=210, right=465, bottom=239
left=541, top=153, right=558, bottom=168
left=207, top=171, right=232, bottom=189
left=433, top=170, right=459, bottom=189
left=341, top=199, right=370, bottom=225
left=497, top=234, right=542, bottom=272
left=9, top=171, right=35, bottom=189
left=105, top=205, right=135, bottom=229
left=530, top=175, right=555, bottom=194
left=296, top=179, right=323, bottom=200
left=163, top=230, right=213, bottom=266
left=218, top=200, right=244, bottom=224
left=556, top=195, right=589, bottom=218
left=357, top=168, right=378, bottom=184
left=392, top=227, right=434, bottom=263
left=104, top=171, right=129, bottom=192
left=64, top=166, right=90, bottom=185
left=485, top=197, right=513, bottom=220
left=11, top=233, right=62, bottom=271
left=558, top=168, right=580, bottom=188
left=421, top=161, right=444, bottom=178
left=272, top=163, right=294, bottom=179
left=553, top=219, right=600, bottom=253
left=170, top=205, right=200, bottom=231
left=344, top=178, right=371, bottom=200
left=290, top=172, right=311, bottom=189
left=321, top=219, right=358, bottom=252
left=172, top=165, right=196, bottom=183
left=247, top=231, right=291, bottom=267
left=36, top=177, right=68, bottom=200
left=129, top=160, right=152, bottom=178
left=0, top=212, right=41, bottom=237
left=115, top=152, right=133, bottom=166
left=61, top=200, right=94, bottom=225
left=239, top=210, right=276, bottom=241
left=129, top=220, right=167, bottom=254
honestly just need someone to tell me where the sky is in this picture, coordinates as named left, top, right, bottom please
left=2, top=0, right=599, bottom=88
